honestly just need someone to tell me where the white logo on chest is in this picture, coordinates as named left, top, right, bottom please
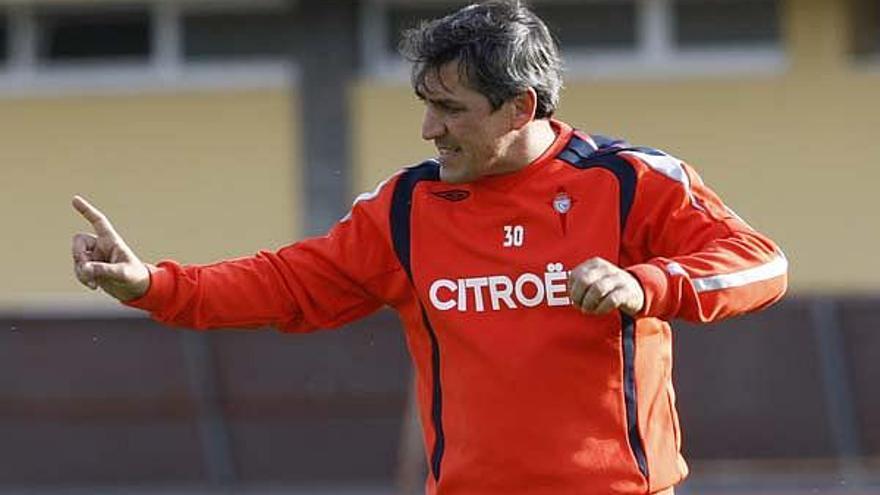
left=428, top=263, right=570, bottom=312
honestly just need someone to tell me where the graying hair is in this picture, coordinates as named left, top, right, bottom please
left=400, top=0, right=563, bottom=119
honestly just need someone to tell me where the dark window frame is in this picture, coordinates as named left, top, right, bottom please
left=34, top=4, right=153, bottom=64
left=850, top=0, right=880, bottom=57
left=672, top=0, right=782, bottom=50
left=0, top=10, right=8, bottom=67
left=180, top=5, right=298, bottom=62
left=383, top=1, right=639, bottom=57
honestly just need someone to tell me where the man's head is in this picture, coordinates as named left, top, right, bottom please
left=400, top=1, right=563, bottom=183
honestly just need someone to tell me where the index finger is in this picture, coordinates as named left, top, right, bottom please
left=72, top=195, right=118, bottom=237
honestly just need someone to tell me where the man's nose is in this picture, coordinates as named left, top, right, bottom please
left=421, top=108, right=445, bottom=141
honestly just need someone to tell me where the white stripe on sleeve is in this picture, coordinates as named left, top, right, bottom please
left=690, top=253, right=788, bottom=293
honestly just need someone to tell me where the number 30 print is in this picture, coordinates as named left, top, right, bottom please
left=503, top=225, right=524, bottom=247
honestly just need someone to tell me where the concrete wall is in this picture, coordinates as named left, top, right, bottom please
left=351, top=0, right=880, bottom=293
left=0, top=88, right=299, bottom=309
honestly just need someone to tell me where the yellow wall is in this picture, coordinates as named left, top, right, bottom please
left=1, top=89, right=298, bottom=308
left=352, top=0, right=880, bottom=293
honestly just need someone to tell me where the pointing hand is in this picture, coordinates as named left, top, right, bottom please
left=71, top=195, right=150, bottom=302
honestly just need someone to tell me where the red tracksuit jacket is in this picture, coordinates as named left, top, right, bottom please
left=127, top=120, right=788, bottom=494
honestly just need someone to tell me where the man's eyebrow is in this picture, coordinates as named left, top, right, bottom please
left=414, top=84, right=465, bottom=107
left=421, top=96, right=465, bottom=107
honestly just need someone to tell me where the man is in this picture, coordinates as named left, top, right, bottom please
left=71, top=1, right=788, bottom=494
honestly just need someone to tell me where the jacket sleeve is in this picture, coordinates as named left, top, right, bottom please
left=124, top=177, right=405, bottom=332
left=619, top=150, right=788, bottom=323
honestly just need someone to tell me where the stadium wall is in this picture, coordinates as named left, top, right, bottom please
left=352, top=0, right=880, bottom=294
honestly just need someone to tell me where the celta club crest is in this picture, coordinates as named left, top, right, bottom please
left=553, top=192, right=571, bottom=214
left=551, top=187, right=575, bottom=235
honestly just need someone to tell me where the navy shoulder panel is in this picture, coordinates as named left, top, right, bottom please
left=557, top=134, right=637, bottom=232
left=390, top=160, right=441, bottom=280
left=591, top=134, right=631, bottom=150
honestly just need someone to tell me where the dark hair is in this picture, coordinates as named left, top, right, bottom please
left=399, top=1, right=563, bottom=119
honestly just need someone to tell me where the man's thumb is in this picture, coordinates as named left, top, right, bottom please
left=83, top=261, right=124, bottom=281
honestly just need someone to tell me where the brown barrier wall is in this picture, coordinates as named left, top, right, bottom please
left=0, top=311, right=409, bottom=485
left=0, top=297, right=876, bottom=486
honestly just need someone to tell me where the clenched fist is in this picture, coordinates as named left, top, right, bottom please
left=71, top=195, right=150, bottom=302
left=568, top=257, right=644, bottom=316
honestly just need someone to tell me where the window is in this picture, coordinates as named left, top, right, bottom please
left=385, top=3, right=468, bottom=56
left=534, top=1, right=637, bottom=53
left=366, top=0, right=786, bottom=80
left=36, top=6, right=151, bottom=63
left=851, top=0, right=880, bottom=57
left=0, top=11, right=7, bottom=66
left=384, top=1, right=637, bottom=56
left=0, top=1, right=296, bottom=93
left=183, top=9, right=296, bottom=61
left=673, top=0, right=781, bottom=49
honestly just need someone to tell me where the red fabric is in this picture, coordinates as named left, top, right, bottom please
left=126, top=121, right=786, bottom=494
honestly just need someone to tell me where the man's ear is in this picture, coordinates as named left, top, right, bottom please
left=510, top=88, right=538, bottom=130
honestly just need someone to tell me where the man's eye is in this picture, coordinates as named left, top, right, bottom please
left=425, top=101, right=463, bottom=114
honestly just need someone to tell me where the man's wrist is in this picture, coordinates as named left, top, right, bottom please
left=123, top=262, right=168, bottom=310
left=626, top=263, right=668, bottom=318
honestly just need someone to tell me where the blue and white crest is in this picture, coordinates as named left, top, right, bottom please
left=553, top=193, right=571, bottom=214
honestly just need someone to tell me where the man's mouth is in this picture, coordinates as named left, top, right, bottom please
left=436, top=145, right=461, bottom=162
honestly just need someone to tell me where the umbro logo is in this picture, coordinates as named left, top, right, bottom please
left=432, top=189, right=470, bottom=202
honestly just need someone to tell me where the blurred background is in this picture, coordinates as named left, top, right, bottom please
left=1, top=0, right=878, bottom=493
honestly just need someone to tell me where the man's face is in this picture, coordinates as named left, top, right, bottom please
left=418, top=61, right=515, bottom=184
